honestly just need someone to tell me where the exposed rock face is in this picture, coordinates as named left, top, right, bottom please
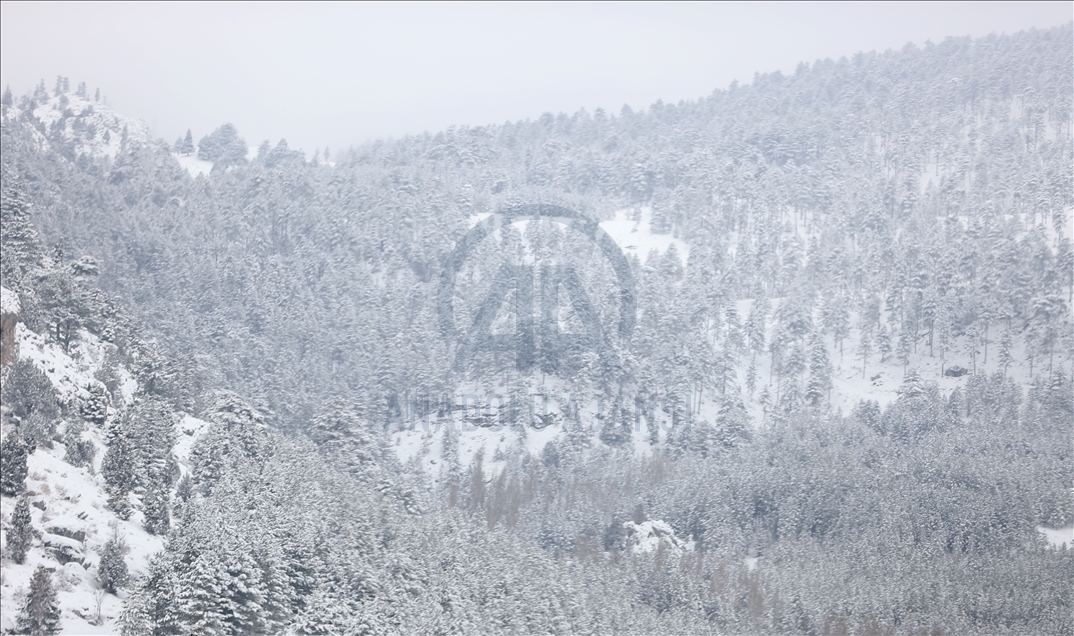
left=621, top=520, right=694, bottom=556
left=42, top=532, right=84, bottom=565
left=0, top=286, right=19, bottom=365
left=46, top=516, right=88, bottom=543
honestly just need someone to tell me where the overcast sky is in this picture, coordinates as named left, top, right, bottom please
left=2, top=2, right=1070, bottom=155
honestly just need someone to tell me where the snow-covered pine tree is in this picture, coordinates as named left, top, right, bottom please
left=121, top=552, right=180, bottom=634
left=99, top=530, right=130, bottom=593
left=197, top=123, right=247, bottom=166
left=857, top=329, right=873, bottom=378
left=79, top=382, right=109, bottom=426
left=174, top=129, right=195, bottom=155
left=896, top=323, right=912, bottom=372
left=745, top=296, right=769, bottom=362
left=715, top=394, right=750, bottom=448
left=142, top=480, right=171, bottom=535
left=998, top=327, right=1014, bottom=376
left=805, top=334, right=832, bottom=407
left=2, top=358, right=60, bottom=427
left=309, top=398, right=379, bottom=479
left=62, top=419, right=96, bottom=468
left=8, top=495, right=33, bottom=563
left=876, top=326, right=892, bottom=362
left=0, top=179, right=45, bottom=288
left=101, top=420, right=136, bottom=519
left=1, top=430, right=29, bottom=496
left=16, top=567, right=62, bottom=635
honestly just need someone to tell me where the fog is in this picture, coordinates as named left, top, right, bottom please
left=2, top=2, right=1068, bottom=154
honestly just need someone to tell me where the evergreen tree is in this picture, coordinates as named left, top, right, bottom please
left=857, top=329, right=873, bottom=378
left=876, top=326, right=892, bottom=362
left=998, top=327, right=1014, bottom=376
left=62, top=420, right=96, bottom=469
left=714, top=394, right=750, bottom=448
left=598, top=397, right=632, bottom=446
left=16, top=567, right=61, bottom=635
left=1, top=432, right=29, bottom=496
left=101, top=422, right=136, bottom=519
left=8, top=495, right=33, bottom=564
left=142, top=480, right=171, bottom=535
left=2, top=359, right=58, bottom=424
left=121, top=552, right=179, bottom=634
left=79, top=382, right=110, bottom=426
left=197, top=123, right=247, bottom=165
left=174, top=129, right=195, bottom=155
left=98, top=531, right=130, bottom=593
left=745, top=297, right=768, bottom=361
left=0, top=178, right=44, bottom=287
left=805, top=334, right=832, bottom=407
left=896, top=325, right=912, bottom=372
left=309, top=398, right=379, bottom=479
left=824, top=294, right=851, bottom=362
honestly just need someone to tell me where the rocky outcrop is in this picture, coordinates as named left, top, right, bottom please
left=0, top=286, right=19, bottom=365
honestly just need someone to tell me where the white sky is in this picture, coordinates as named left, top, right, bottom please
left=1, top=2, right=1070, bottom=155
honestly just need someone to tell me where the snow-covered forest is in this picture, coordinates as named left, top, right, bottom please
left=1, top=24, right=1072, bottom=635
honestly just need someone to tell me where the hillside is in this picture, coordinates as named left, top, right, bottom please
left=1, top=25, right=1072, bottom=635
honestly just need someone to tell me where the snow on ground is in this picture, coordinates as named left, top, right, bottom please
left=1, top=286, right=19, bottom=314
left=10, top=91, right=154, bottom=161
left=174, top=153, right=214, bottom=177
left=396, top=289, right=1066, bottom=482
left=1, top=318, right=170, bottom=633
left=1038, top=525, right=1073, bottom=549
left=173, top=414, right=210, bottom=478
left=1, top=439, right=165, bottom=633
left=600, top=207, right=689, bottom=262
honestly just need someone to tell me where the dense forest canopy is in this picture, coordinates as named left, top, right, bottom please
left=0, top=24, right=1071, bottom=635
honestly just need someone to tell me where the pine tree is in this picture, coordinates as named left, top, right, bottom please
left=965, top=323, right=980, bottom=374
left=715, top=395, right=750, bottom=448
left=142, top=480, right=171, bottom=535
left=121, top=552, right=180, bottom=634
left=1, top=432, right=29, bottom=496
left=309, top=398, right=379, bottom=479
left=197, top=123, right=247, bottom=165
left=758, top=385, right=772, bottom=424
left=876, top=326, right=892, bottom=362
left=16, top=567, right=62, bottom=635
left=98, top=531, right=130, bottom=593
left=2, top=359, right=59, bottom=424
left=9, top=496, right=33, bottom=564
left=79, top=382, right=110, bottom=426
left=63, top=420, right=96, bottom=469
left=824, top=295, right=851, bottom=362
left=998, top=328, right=1014, bottom=376
left=745, top=297, right=769, bottom=361
left=745, top=358, right=758, bottom=398
left=175, top=129, right=195, bottom=155
left=0, top=178, right=45, bottom=287
left=805, top=335, right=832, bottom=407
left=896, top=325, right=912, bottom=372
left=857, top=329, right=873, bottom=378
left=897, top=368, right=928, bottom=400
left=101, top=422, right=136, bottom=519
left=128, top=398, right=178, bottom=499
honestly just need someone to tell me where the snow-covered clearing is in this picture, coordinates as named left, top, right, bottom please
left=174, top=153, right=213, bottom=177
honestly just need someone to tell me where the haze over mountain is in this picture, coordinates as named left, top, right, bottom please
left=1, top=21, right=1071, bottom=635
left=2, top=3, right=1071, bottom=152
